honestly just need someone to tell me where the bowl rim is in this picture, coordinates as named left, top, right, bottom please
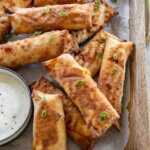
left=0, top=67, right=32, bottom=145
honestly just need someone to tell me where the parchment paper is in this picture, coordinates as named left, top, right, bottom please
left=0, top=0, right=130, bottom=150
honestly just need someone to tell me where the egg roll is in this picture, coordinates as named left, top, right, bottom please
left=75, top=30, right=123, bottom=77
left=72, top=0, right=118, bottom=44
left=34, top=0, right=88, bottom=7
left=32, top=90, right=67, bottom=150
left=0, top=5, right=10, bottom=42
left=98, top=38, right=133, bottom=130
left=7, top=3, right=94, bottom=34
left=0, top=30, right=79, bottom=69
left=43, top=54, right=120, bottom=138
left=31, top=77, right=96, bottom=150
left=0, top=0, right=31, bottom=42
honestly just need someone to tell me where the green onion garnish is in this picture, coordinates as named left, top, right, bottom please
left=111, top=0, right=117, bottom=3
left=58, top=12, right=67, bottom=16
left=41, top=110, right=47, bottom=118
left=34, top=31, right=42, bottom=35
left=99, top=111, right=108, bottom=122
left=45, top=7, right=50, bottom=14
left=50, top=35, right=54, bottom=43
left=113, top=53, right=118, bottom=61
left=74, top=80, right=85, bottom=86
left=95, top=2, right=100, bottom=9
left=110, top=68, right=118, bottom=74
left=97, top=51, right=103, bottom=59
left=42, top=97, right=47, bottom=102
left=99, top=37, right=106, bottom=43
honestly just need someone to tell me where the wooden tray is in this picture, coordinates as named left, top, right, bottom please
left=125, top=0, right=150, bottom=149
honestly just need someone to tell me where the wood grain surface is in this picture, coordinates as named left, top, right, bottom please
left=125, top=0, right=150, bottom=149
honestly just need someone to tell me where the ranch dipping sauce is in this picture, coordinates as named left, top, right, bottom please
left=0, top=68, right=31, bottom=144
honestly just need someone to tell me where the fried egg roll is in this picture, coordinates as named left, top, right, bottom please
left=7, top=3, right=94, bottom=34
left=34, top=0, right=88, bottom=7
left=98, top=38, right=133, bottom=130
left=72, top=0, right=118, bottom=44
left=32, top=90, right=67, bottom=150
left=31, top=77, right=95, bottom=150
left=0, top=5, right=10, bottom=42
left=43, top=54, right=120, bottom=138
left=75, top=30, right=123, bottom=77
left=0, top=0, right=31, bottom=42
left=0, top=30, right=79, bottom=69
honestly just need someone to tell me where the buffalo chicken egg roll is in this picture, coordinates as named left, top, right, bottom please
left=34, top=0, right=88, bottom=7
left=98, top=38, right=133, bottom=130
left=0, top=5, right=10, bottom=42
left=7, top=3, right=94, bottom=34
left=75, top=30, right=123, bottom=77
left=72, top=0, right=118, bottom=44
left=32, top=90, right=67, bottom=150
left=0, top=0, right=31, bottom=42
left=31, top=77, right=96, bottom=150
left=0, top=30, right=79, bottom=69
left=43, top=54, right=120, bottom=138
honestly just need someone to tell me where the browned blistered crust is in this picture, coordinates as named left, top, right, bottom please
left=31, top=77, right=96, bottom=150
left=0, top=30, right=79, bottom=69
left=98, top=38, right=134, bottom=130
left=75, top=30, right=123, bottom=77
left=32, top=90, right=67, bottom=150
left=43, top=54, right=120, bottom=138
left=34, top=0, right=88, bottom=7
left=72, top=0, right=118, bottom=44
left=8, top=3, right=94, bottom=34
left=0, top=0, right=31, bottom=42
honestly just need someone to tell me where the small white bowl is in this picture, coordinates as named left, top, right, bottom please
left=0, top=67, right=32, bottom=145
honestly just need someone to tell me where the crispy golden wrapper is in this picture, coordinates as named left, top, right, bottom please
left=0, top=5, right=10, bottom=42
left=31, top=77, right=96, bottom=150
left=7, top=3, right=94, bottom=34
left=34, top=0, right=88, bottom=7
left=43, top=54, right=120, bottom=138
left=75, top=30, right=123, bottom=77
left=32, top=90, right=67, bottom=150
left=98, top=38, right=133, bottom=130
left=1, top=0, right=32, bottom=8
left=0, top=0, right=31, bottom=42
left=0, top=30, right=79, bottom=69
left=72, top=0, right=118, bottom=44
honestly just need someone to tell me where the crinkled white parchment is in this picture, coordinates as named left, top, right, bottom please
left=1, top=0, right=130, bottom=150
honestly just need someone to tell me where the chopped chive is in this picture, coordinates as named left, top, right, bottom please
left=42, top=97, right=47, bottom=102
left=113, top=53, right=118, bottom=61
left=50, top=35, right=54, bottom=43
left=58, top=12, right=67, bottom=16
left=110, top=68, right=118, bottom=74
left=41, top=110, right=47, bottom=118
left=45, top=7, right=50, bottom=14
left=99, top=37, right=106, bottom=43
left=34, top=31, right=42, bottom=35
left=74, top=80, right=85, bottom=86
left=111, top=0, right=117, bottom=3
left=97, top=51, right=103, bottom=59
left=99, top=111, right=108, bottom=122
left=95, top=2, right=100, bottom=9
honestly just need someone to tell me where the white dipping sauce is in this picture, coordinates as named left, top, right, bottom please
left=0, top=72, right=30, bottom=141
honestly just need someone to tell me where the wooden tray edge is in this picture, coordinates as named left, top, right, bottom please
left=125, top=0, right=150, bottom=149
